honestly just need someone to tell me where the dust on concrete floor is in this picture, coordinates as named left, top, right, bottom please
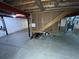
left=0, top=30, right=79, bottom=59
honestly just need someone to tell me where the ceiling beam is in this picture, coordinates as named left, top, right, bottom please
left=16, top=1, right=79, bottom=9
left=21, top=3, right=79, bottom=10
left=15, top=1, right=35, bottom=6
left=53, top=0, right=67, bottom=7
left=58, top=2, right=79, bottom=7
left=65, top=11, right=79, bottom=17
left=0, top=2, right=30, bottom=17
left=24, top=4, right=55, bottom=10
left=34, top=0, right=45, bottom=11
left=14, top=0, right=50, bottom=7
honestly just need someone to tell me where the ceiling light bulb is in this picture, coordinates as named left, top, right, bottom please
left=11, top=15, right=16, bottom=18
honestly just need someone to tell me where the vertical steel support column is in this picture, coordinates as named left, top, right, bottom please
left=27, top=18, right=32, bottom=39
left=1, top=16, right=8, bottom=35
left=26, top=13, right=32, bottom=39
left=29, top=13, right=33, bottom=38
left=27, top=18, right=31, bottom=38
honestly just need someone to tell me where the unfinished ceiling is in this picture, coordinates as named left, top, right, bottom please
left=1, top=0, right=79, bottom=12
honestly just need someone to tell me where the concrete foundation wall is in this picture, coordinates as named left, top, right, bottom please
left=0, top=17, right=28, bottom=37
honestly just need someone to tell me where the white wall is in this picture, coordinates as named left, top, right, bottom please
left=60, top=17, right=79, bottom=29
left=0, top=17, right=28, bottom=37
left=74, top=20, right=79, bottom=29
left=60, top=19, right=66, bottom=27
left=0, top=17, right=6, bottom=37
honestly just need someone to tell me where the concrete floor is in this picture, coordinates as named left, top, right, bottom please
left=0, top=30, right=79, bottom=59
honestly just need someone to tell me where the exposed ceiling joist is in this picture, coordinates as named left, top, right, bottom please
left=58, top=2, right=79, bottom=7
left=0, top=2, right=30, bottom=17
left=34, top=0, right=45, bottom=11
left=53, top=0, right=67, bottom=7
left=57, top=0, right=67, bottom=2
left=15, top=1, right=35, bottom=6
left=24, top=4, right=55, bottom=10
left=14, top=0, right=50, bottom=7
left=21, top=2, right=79, bottom=10
left=10, top=0, right=79, bottom=12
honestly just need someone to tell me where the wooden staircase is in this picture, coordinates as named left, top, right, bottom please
left=32, top=10, right=76, bottom=33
